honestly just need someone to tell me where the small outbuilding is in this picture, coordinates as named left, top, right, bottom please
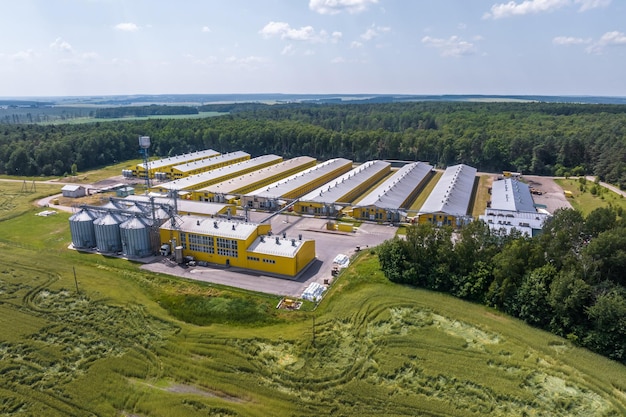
left=61, top=184, right=87, bottom=198
left=116, top=186, right=135, bottom=197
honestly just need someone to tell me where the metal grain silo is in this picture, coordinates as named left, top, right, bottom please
left=120, top=216, right=152, bottom=258
left=94, top=212, right=123, bottom=253
left=68, top=209, right=96, bottom=249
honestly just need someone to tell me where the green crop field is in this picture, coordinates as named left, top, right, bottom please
left=0, top=179, right=625, bottom=416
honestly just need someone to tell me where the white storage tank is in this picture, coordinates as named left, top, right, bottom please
left=120, top=216, right=152, bottom=258
left=174, top=246, right=184, bottom=264
left=68, top=209, right=97, bottom=249
left=94, top=212, right=123, bottom=253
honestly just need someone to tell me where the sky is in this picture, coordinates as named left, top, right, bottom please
left=0, top=0, right=625, bottom=97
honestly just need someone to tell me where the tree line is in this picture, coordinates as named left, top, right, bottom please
left=0, top=101, right=625, bottom=189
left=94, top=105, right=198, bottom=119
left=377, top=207, right=626, bottom=363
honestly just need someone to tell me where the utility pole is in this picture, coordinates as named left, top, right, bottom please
left=73, top=266, right=79, bottom=294
left=312, top=316, right=316, bottom=348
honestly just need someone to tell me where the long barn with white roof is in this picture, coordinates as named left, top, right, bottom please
left=352, top=161, right=434, bottom=223
left=294, top=160, right=391, bottom=216
left=417, top=164, right=477, bottom=227
left=150, top=154, right=283, bottom=195
left=129, top=148, right=220, bottom=179
left=240, top=158, right=353, bottom=210
left=191, top=156, right=317, bottom=203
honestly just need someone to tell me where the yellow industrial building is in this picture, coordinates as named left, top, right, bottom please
left=295, top=160, right=391, bottom=216
left=130, top=149, right=220, bottom=179
left=150, top=154, right=283, bottom=195
left=241, top=158, right=353, bottom=210
left=159, top=216, right=316, bottom=277
left=417, top=164, right=477, bottom=227
left=191, top=156, right=317, bottom=203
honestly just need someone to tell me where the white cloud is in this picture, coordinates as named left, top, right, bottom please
left=483, top=0, right=609, bottom=18
left=331, top=56, right=347, bottom=63
left=483, top=0, right=569, bottom=19
left=586, top=31, right=626, bottom=54
left=50, top=37, right=74, bottom=53
left=184, top=53, right=218, bottom=66
left=422, top=35, right=477, bottom=57
left=351, top=41, right=364, bottom=48
left=81, top=52, right=100, bottom=61
left=553, top=36, right=590, bottom=45
left=201, top=26, right=211, bottom=33
left=360, top=25, right=391, bottom=41
left=575, top=0, right=611, bottom=12
left=10, top=49, right=34, bottom=62
left=114, top=22, right=139, bottom=32
left=225, top=55, right=266, bottom=65
left=309, top=0, right=378, bottom=15
left=281, top=44, right=295, bottom=55
left=260, top=21, right=341, bottom=43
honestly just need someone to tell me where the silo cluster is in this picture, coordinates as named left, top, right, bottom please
left=68, top=198, right=171, bottom=258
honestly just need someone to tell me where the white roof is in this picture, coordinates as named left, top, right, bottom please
left=197, top=156, right=316, bottom=195
left=248, top=158, right=352, bottom=199
left=247, top=235, right=309, bottom=258
left=139, top=149, right=220, bottom=170
left=123, top=195, right=231, bottom=216
left=62, top=184, right=84, bottom=191
left=160, top=215, right=258, bottom=240
left=490, top=179, right=536, bottom=213
left=355, top=161, right=433, bottom=209
left=300, top=160, right=391, bottom=204
left=171, top=151, right=249, bottom=174
left=419, top=164, right=477, bottom=216
left=156, top=154, right=282, bottom=191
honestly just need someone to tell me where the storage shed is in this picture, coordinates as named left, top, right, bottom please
left=61, top=184, right=87, bottom=198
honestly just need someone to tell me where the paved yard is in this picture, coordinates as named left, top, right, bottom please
left=524, top=175, right=573, bottom=214
left=141, top=214, right=397, bottom=298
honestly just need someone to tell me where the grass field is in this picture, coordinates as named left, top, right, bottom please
left=0, top=180, right=625, bottom=416
left=555, top=178, right=626, bottom=217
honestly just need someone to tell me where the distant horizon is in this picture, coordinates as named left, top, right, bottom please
left=2, top=93, right=626, bottom=107
left=2, top=92, right=626, bottom=99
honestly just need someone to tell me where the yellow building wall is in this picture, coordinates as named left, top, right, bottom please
left=353, top=206, right=387, bottom=221
left=295, top=240, right=316, bottom=273
left=417, top=213, right=457, bottom=226
left=296, top=201, right=328, bottom=215
left=245, top=252, right=297, bottom=276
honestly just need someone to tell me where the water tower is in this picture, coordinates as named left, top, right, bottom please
left=139, top=136, right=151, bottom=190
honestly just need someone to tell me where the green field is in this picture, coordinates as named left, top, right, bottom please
left=0, top=179, right=625, bottom=416
left=555, top=178, right=626, bottom=217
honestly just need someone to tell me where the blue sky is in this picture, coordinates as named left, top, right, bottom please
left=0, top=0, right=624, bottom=97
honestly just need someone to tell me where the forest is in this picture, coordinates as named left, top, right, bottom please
left=377, top=207, right=626, bottom=363
left=94, top=105, right=199, bottom=119
left=0, top=101, right=625, bottom=189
